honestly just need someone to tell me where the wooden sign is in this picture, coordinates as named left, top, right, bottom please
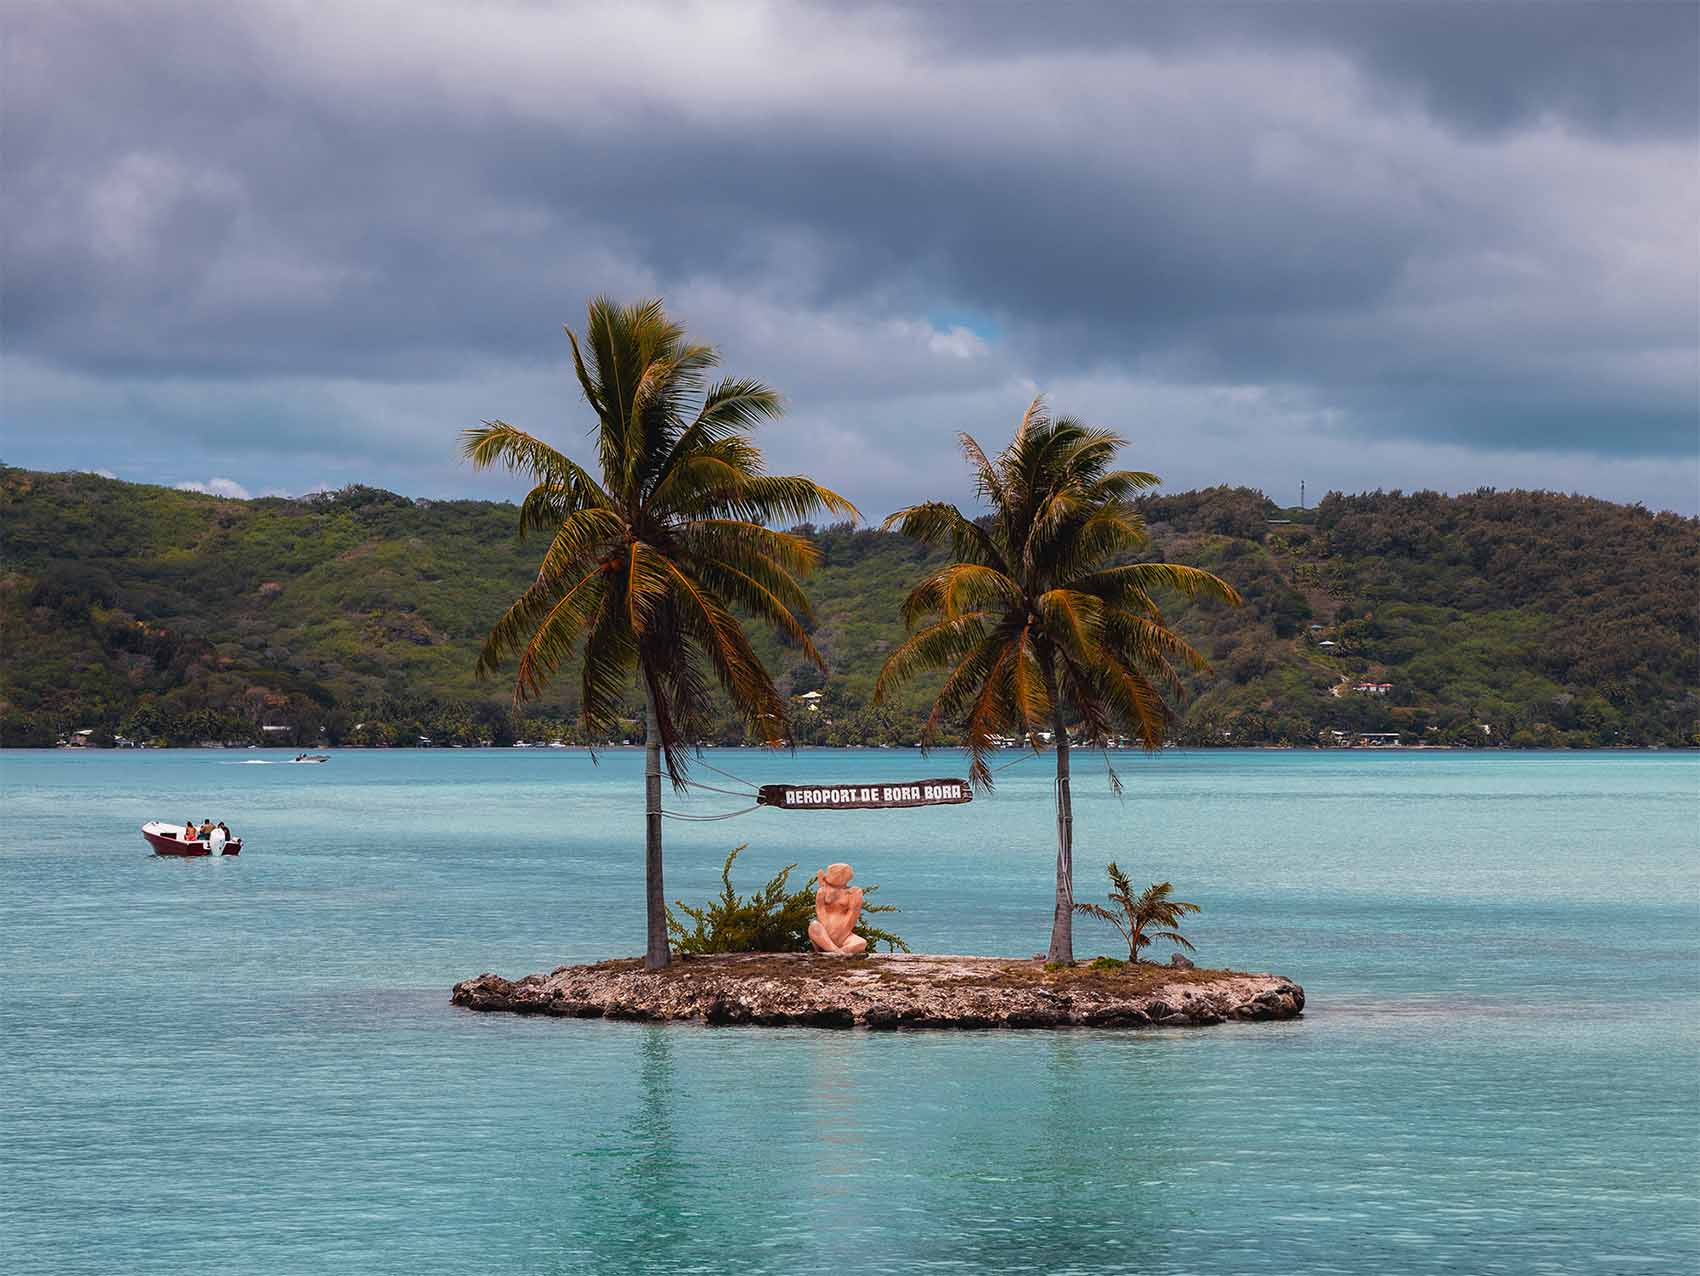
left=755, top=779, right=972, bottom=811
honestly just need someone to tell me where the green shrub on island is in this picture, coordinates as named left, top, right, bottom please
left=1074, top=862, right=1200, bottom=964
left=666, top=845, right=909, bottom=956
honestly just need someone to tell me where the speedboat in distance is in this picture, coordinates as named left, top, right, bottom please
left=142, top=822, right=243, bottom=856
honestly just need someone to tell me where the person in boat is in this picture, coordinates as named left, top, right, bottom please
left=198, top=819, right=215, bottom=841
left=216, top=821, right=232, bottom=842
left=181, top=817, right=197, bottom=842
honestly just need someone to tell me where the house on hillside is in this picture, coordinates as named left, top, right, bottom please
left=1353, top=682, right=1393, bottom=696
left=1356, top=732, right=1402, bottom=747
left=795, top=690, right=824, bottom=713
left=1316, top=639, right=1338, bottom=649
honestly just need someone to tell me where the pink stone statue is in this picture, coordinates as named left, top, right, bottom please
left=808, top=863, right=868, bottom=956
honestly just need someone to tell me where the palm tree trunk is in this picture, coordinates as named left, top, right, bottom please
left=642, top=677, right=669, bottom=970
left=1046, top=679, right=1075, bottom=965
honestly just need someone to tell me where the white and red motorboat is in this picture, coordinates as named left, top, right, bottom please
left=142, top=822, right=243, bottom=856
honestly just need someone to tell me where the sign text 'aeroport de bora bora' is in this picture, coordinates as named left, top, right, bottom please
left=755, top=779, right=972, bottom=811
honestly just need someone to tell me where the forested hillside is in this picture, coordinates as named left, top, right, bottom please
left=3, top=467, right=1694, bottom=748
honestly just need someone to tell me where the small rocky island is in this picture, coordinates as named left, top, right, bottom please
left=451, top=953, right=1305, bottom=1030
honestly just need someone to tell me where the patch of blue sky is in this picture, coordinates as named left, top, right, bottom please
left=927, top=310, right=1003, bottom=344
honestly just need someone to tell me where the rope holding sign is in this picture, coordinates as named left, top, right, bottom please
left=682, top=779, right=759, bottom=799
left=991, top=748, right=1041, bottom=775
left=696, top=754, right=762, bottom=792
left=661, top=804, right=763, bottom=822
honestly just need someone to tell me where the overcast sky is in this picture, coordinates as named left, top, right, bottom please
left=5, top=0, right=1697, bottom=515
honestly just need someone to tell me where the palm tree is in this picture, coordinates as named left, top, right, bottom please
left=463, top=297, right=857, bottom=969
left=1073, top=862, right=1200, bottom=963
left=874, top=398, right=1239, bottom=964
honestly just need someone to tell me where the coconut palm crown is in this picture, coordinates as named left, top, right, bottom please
left=873, top=397, right=1239, bottom=963
left=463, top=297, right=856, bottom=967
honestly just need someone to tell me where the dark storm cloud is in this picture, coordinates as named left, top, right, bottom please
left=2, top=0, right=1695, bottom=510
left=894, top=0, right=1700, bottom=139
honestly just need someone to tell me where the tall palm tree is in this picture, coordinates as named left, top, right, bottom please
left=463, top=297, right=857, bottom=969
left=874, top=398, right=1239, bottom=964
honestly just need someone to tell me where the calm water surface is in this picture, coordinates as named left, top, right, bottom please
left=2, top=748, right=1696, bottom=1274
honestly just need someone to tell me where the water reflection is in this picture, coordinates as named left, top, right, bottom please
left=915, top=1034, right=1178, bottom=1273
left=806, top=1029, right=867, bottom=1161
left=546, top=1026, right=693, bottom=1275
left=627, top=1026, right=683, bottom=1205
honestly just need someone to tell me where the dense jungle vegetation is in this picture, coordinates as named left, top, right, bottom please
left=2, top=466, right=1694, bottom=748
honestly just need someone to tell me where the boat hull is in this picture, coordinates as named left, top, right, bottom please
left=143, top=826, right=242, bottom=856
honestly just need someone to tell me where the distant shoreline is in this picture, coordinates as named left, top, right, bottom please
left=9, top=470, right=1696, bottom=755
left=16, top=742, right=1689, bottom=753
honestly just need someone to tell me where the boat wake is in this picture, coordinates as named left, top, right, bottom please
left=218, top=756, right=328, bottom=765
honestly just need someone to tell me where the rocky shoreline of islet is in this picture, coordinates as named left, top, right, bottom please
left=451, top=952, right=1305, bottom=1030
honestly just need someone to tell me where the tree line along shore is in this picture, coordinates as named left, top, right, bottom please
left=4, top=467, right=1695, bottom=752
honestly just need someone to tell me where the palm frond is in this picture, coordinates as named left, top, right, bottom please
left=512, top=569, right=608, bottom=701
left=561, top=322, right=609, bottom=424
left=1036, top=588, right=1107, bottom=663
left=1091, top=648, right=1174, bottom=750
left=1104, top=609, right=1213, bottom=676
left=898, top=562, right=1020, bottom=627
left=681, top=520, right=821, bottom=576
left=461, top=422, right=610, bottom=508
left=916, top=636, right=1005, bottom=741
left=1090, top=561, right=1243, bottom=607
left=577, top=592, right=638, bottom=737
left=623, top=541, right=674, bottom=637
left=882, top=501, right=1006, bottom=571
left=650, top=552, right=790, bottom=748
left=705, top=474, right=860, bottom=525
left=536, top=507, right=629, bottom=583
left=960, top=633, right=1030, bottom=787
left=958, top=430, right=1008, bottom=509
left=694, top=559, right=823, bottom=667
left=1070, top=901, right=1132, bottom=952
left=1008, top=622, right=1051, bottom=733
left=873, top=612, right=993, bottom=702
left=474, top=571, right=581, bottom=681
left=648, top=376, right=784, bottom=507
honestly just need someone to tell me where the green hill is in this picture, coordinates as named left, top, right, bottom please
left=3, top=466, right=1695, bottom=748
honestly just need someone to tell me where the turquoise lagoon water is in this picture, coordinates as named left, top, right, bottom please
left=2, top=747, right=1696, bottom=1274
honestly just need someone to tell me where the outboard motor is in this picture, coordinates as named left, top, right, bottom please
left=208, top=827, right=227, bottom=856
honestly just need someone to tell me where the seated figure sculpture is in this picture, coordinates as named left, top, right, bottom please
left=808, top=863, right=868, bottom=956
